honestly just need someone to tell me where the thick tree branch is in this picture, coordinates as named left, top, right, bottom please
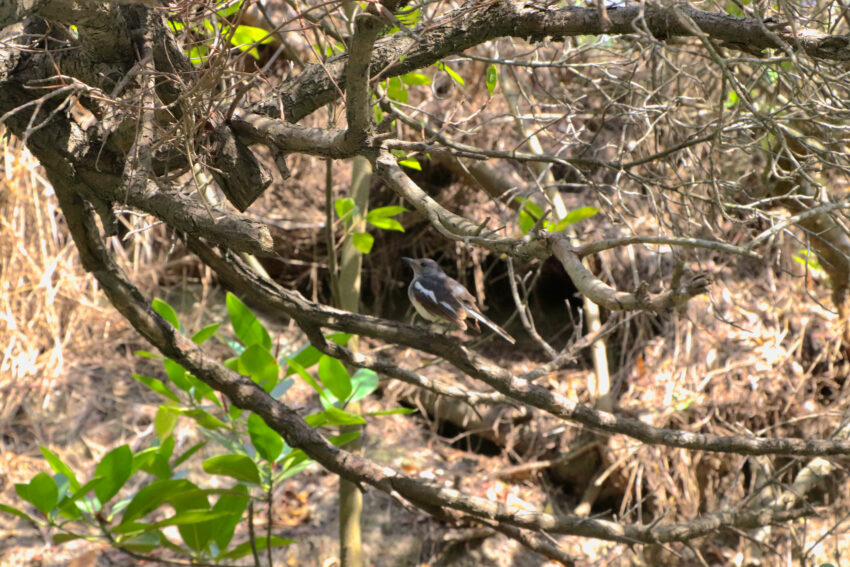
left=257, top=2, right=849, bottom=123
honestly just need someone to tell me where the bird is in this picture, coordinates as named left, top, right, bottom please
left=402, top=257, right=516, bottom=344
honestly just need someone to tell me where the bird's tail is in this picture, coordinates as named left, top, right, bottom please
left=466, top=309, right=516, bottom=344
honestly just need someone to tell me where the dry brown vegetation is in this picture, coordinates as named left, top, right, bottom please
left=4, top=0, right=850, bottom=565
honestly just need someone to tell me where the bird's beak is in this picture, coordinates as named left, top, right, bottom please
left=402, top=257, right=415, bottom=265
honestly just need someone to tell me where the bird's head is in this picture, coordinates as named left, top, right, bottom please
left=402, top=257, right=443, bottom=276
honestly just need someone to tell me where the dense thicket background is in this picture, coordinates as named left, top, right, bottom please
left=3, top=0, right=850, bottom=565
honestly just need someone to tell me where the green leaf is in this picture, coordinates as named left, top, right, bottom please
left=226, top=292, right=272, bottom=349
left=0, top=503, right=36, bottom=523
left=191, top=323, right=220, bottom=345
left=215, top=0, right=243, bottom=17
left=27, top=472, right=59, bottom=515
left=367, top=206, right=408, bottom=219
left=328, top=431, right=361, bottom=447
left=401, top=72, right=431, bottom=85
left=318, top=355, right=351, bottom=401
left=518, top=209, right=535, bottom=235
left=40, top=447, right=80, bottom=492
left=53, top=533, right=82, bottom=544
left=212, top=484, right=249, bottom=550
left=135, top=350, right=162, bottom=359
left=151, top=509, right=235, bottom=529
left=398, top=158, right=422, bottom=171
left=152, top=298, right=180, bottom=329
left=58, top=477, right=103, bottom=518
left=271, top=377, right=294, bottom=399
left=362, top=407, right=417, bottom=416
left=154, top=405, right=179, bottom=439
left=178, top=408, right=227, bottom=430
left=387, top=76, right=408, bottom=103
left=94, top=445, right=133, bottom=504
left=725, top=90, right=740, bottom=108
left=118, top=531, right=161, bottom=552
left=202, top=455, right=260, bottom=484
left=322, top=407, right=366, bottom=426
left=221, top=536, right=294, bottom=560
left=352, top=232, right=374, bottom=254
left=173, top=441, right=207, bottom=469
left=283, top=344, right=321, bottom=376
left=164, top=359, right=191, bottom=392
left=334, top=197, right=357, bottom=220
left=436, top=61, right=465, bottom=86
left=284, top=357, right=329, bottom=402
left=230, top=24, right=273, bottom=59
left=121, top=479, right=201, bottom=524
left=247, top=413, right=284, bottom=462
left=132, top=374, right=181, bottom=403
left=238, top=344, right=280, bottom=391
left=486, top=64, right=498, bottom=96
left=348, top=369, right=379, bottom=403
left=396, top=6, right=420, bottom=27
left=367, top=217, right=404, bottom=231
left=548, top=206, right=599, bottom=232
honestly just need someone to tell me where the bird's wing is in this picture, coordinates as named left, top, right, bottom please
left=410, top=278, right=467, bottom=328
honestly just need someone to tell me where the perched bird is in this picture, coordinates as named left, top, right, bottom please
left=403, top=257, right=516, bottom=344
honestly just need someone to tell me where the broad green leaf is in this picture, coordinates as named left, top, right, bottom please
left=486, top=64, right=498, bottom=96
left=192, top=323, right=220, bottom=345
left=328, top=431, right=361, bottom=446
left=132, top=374, right=180, bottom=403
left=121, top=479, right=201, bottom=524
left=285, top=357, right=330, bottom=402
left=135, top=350, right=162, bottom=359
left=334, top=197, right=357, bottom=220
left=238, top=344, right=280, bottom=391
left=518, top=209, right=535, bottom=235
left=202, top=455, right=260, bottom=484
left=318, top=355, right=351, bottom=401
left=230, top=24, right=273, bottom=59
left=151, top=509, right=235, bottom=528
left=94, top=445, right=133, bottom=504
left=40, top=447, right=80, bottom=492
left=118, top=531, right=161, bottom=552
left=27, top=472, right=59, bottom=515
left=152, top=298, right=180, bottom=329
left=226, top=292, right=271, bottom=349
left=322, top=406, right=366, bottom=426
left=401, top=72, right=431, bottom=85
left=516, top=197, right=544, bottom=219
left=154, top=405, right=179, bottom=439
left=212, top=484, right=249, bottom=550
left=283, top=344, right=321, bottom=377
left=164, top=359, right=191, bottom=392
left=548, top=206, right=599, bottom=232
left=366, top=206, right=408, bottom=219
left=367, top=217, right=405, bottom=231
left=387, top=76, right=408, bottom=103
left=178, top=408, right=227, bottom=430
left=398, top=158, right=421, bottom=171
left=348, top=369, right=379, bottom=403
left=247, top=413, right=284, bottom=462
left=53, top=533, right=82, bottom=544
left=352, top=232, right=374, bottom=254
left=221, top=536, right=294, bottom=560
